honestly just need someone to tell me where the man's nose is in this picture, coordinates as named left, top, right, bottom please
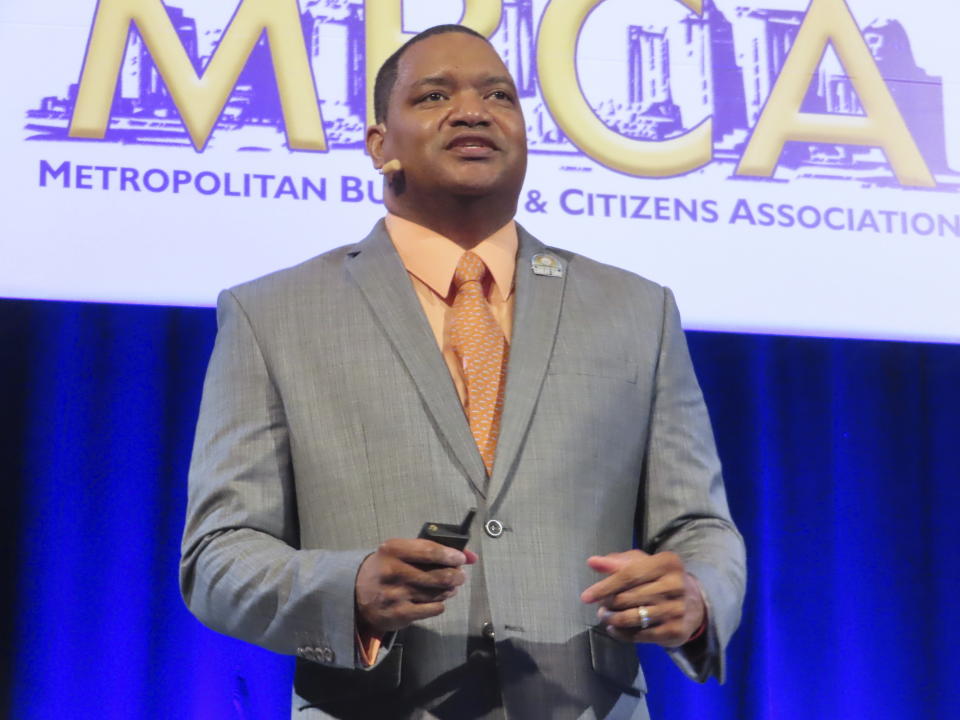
left=449, top=92, right=491, bottom=126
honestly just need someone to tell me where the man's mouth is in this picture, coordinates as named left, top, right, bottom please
left=446, top=135, right=498, bottom=157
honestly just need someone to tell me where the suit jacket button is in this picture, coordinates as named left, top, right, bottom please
left=481, top=621, right=496, bottom=641
left=484, top=519, right=504, bottom=538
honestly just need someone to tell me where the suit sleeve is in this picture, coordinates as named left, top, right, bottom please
left=179, top=289, right=380, bottom=670
left=639, top=286, right=747, bottom=683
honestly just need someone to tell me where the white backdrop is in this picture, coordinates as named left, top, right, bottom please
left=1, top=0, right=958, bottom=343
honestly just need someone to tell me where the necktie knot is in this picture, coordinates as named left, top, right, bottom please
left=453, top=251, right=487, bottom=289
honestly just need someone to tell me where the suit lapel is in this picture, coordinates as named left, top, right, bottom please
left=487, top=226, right=567, bottom=506
left=346, top=221, right=489, bottom=497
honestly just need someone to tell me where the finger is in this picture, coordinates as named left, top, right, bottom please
left=464, top=549, right=479, bottom=564
left=371, top=581, right=456, bottom=608
left=598, top=604, right=660, bottom=631
left=407, top=586, right=458, bottom=604
left=598, top=599, right=683, bottom=630
left=598, top=586, right=665, bottom=611
left=589, top=550, right=680, bottom=576
left=585, top=555, right=632, bottom=576
left=381, top=538, right=467, bottom=567
left=581, top=563, right=663, bottom=604
left=585, top=558, right=623, bottom=577
left=403, top=565, right=467, bottom=592
left=598, top=576, right=685, bottom=611
left=585, top=550, right=645, bottom=574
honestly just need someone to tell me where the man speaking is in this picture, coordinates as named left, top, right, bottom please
left=181, top=24, right=745, bottom=720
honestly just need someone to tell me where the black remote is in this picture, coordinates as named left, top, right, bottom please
left=417, top=508, right=476, bottom=551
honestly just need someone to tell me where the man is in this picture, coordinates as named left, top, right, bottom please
left=181, top=24, right=745, bottom=720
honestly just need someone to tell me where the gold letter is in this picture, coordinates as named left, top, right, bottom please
left=69, top=0, right=325, bottom=151
left=736, top=0, right=934, bottom=187
left=364, top=0, right=503, bottom=128
left=537, top=0, right=712, bottom=178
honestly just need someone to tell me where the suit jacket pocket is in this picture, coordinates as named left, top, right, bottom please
left=548, top=354, right=638, bottom=383
left=588, top=628, right=646, bottom=696
left=294, top=643, right=403, bottom=705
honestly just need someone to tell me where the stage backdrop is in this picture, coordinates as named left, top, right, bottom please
left=2, top=298, right=958, bottom=719
left=1, top=0, right=959, bottom=343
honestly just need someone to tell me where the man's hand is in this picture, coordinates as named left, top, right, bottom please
left=356, top=538, right=478, bottom=634
left=580, top=550, right=705, bottom=647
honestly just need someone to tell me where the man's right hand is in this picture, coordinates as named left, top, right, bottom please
left=355, top=538, right=478, bottom=634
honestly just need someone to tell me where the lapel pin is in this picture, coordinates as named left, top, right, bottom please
left=531, top=253, right=564, bottom=278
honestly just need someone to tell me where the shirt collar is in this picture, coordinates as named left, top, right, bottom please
left=385, top=213, right=518, bottom=302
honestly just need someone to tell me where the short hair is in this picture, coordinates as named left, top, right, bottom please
left=373, top=24, right=491, bottom=124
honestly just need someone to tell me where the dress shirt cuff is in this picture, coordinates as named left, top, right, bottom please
left=355, top=626, right=383, bottom=668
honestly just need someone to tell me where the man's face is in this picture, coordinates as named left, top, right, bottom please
left=372, top=32, right=527, bottom=202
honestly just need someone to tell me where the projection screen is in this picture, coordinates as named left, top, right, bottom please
left=1, top=0, right=957, bottom=343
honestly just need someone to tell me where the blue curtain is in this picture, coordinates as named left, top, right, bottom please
left=2, top=298, right=957, bottom=719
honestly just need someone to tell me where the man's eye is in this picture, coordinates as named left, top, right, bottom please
left=489, top=90, right=514, bottom=102
left=420, top=92, right=446, bottom=102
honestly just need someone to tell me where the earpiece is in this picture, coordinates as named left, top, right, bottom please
left=378, top=159, right=403, bottom=175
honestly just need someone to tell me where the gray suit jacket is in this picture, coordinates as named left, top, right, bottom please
left=180, top=221, right=746, bottom=719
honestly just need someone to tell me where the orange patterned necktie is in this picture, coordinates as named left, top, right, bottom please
left=448, top=251, right=509, bottom=476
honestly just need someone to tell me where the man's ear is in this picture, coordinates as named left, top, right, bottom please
left=366, top=123, right=387, bottom=168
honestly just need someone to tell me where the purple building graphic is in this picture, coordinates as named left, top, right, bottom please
left=734, top=7, right=804, bottom=127
left=302, top=0, right=365, bottom=143
left=628, top=27, right=669, bottom=107
left=802, top=17, right=951, bottom=173
left=676, top=0, right=746, bottom=140
left=118, top=6, right=199, bottom=116
left=24, top=0, right=955, bottom=186
left=26, top=1, right=365, bottom=150
left=601, top=25, right=682, bottom=141
left=491, top=0, right=537, bottom=99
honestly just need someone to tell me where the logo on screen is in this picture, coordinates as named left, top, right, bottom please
left=23, top=0, right=958, bottom=190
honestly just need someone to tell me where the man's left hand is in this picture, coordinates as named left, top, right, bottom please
left=580, top=550, right=705, bottom=647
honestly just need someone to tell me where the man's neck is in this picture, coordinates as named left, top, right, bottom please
left=386, top=194, right=516, bottom=250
